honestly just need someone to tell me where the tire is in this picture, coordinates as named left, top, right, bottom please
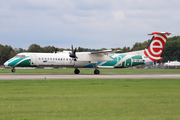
left=94, top=69, right=100, bottom=74
left=11, top=69, right=15, bottom=73
left=74, top=69, right=80, bottom=74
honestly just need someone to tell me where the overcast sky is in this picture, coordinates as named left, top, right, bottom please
left=0, top=0, right=179, bottom=49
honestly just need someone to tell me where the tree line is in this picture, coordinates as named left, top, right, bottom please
left=1, top=36, right=180, bottom=65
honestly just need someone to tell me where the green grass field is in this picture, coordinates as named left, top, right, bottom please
left=1, top=68, right=180, bottom=74
left=0, top=79, right=180, bottom=120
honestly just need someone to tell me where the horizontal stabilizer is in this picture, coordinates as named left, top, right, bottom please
left=148, top=32, right=171, bottom=36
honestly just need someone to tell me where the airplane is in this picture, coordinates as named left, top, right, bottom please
left=164, top=60, right=180, bottom=66
left=4, top=32, right=171, bottom=74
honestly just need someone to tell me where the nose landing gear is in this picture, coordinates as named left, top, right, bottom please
left=11, top=67, right=16, bottom=73
left=94, top=69, right=100, bottom=74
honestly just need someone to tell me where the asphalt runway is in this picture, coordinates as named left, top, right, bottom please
left=0, top=73, right=180, bottom=80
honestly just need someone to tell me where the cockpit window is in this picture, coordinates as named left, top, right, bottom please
left=20, top=55, right=25, bottom=58
left=15, top=55, right=26, bottom=58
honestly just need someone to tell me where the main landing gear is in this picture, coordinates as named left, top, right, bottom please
left=74, top=68, right=100, bottom=74
left=74, top=68, right=80, bottom=74
left=74, top=63, right=100, bottom=74
left=93, top=63, right=100, bottom=74
left=94, top=69, right=100, bottom=74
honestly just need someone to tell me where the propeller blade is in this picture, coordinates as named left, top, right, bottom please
left=71, top=45, right=73, bottom=52
left=74, top=48, right=77, bottom=54
left=69, top=45, right=77, bottom=59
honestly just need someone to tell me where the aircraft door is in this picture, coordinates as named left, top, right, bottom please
left=126, top=58, right=132, bottom=66
left=30, top=54, right=36, bottom=66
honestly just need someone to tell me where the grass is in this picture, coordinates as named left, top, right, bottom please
left=0, top=79, right=180, bottom=120
left=1, top=68, right=180, bottom=74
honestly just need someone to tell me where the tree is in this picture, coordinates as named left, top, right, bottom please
left=77, top=47, right=83, bottom=52
left=121, top=46, right=131, bottom=53
left=43, top=46, right=54, bottom=53
left=0, top=44, right=16, bottom=65
left=131, top=40, right=150, bottom=51
left=161, top=36, right=180, bottom=62
left=27, top=44, right=42, bottom=52
left=14, top=48, right=26, bottom=53
left=100, top=48, right=107, bottom=51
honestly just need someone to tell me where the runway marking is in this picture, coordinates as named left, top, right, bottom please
left=161, top=75, right=180, bottom=76
left=0, top=73, right=180, bottom=80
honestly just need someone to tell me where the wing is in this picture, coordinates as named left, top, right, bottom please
left=90, top=50, right=120, bottom=55
left=76, top=50, right=115, bottom=62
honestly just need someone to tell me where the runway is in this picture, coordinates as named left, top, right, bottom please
left=0, top=73, right=180, bottom=80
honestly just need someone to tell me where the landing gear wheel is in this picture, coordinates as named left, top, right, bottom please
left=94, top=69, right=100, bottom=74
left=74, top=69, right=80, bottom=74
left=11, top=69, right=15, bottom=73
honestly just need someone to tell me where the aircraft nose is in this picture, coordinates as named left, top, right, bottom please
left=4, top=61, right=9, bottom=67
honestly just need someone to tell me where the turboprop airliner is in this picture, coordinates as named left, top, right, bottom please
left=4, top=32, right=171, bottom=74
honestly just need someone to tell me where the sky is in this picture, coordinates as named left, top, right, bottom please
left=0, top=0, right=180, bottom=49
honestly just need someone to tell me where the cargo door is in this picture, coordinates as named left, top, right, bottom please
left=126, top=58, right=132, bottom=66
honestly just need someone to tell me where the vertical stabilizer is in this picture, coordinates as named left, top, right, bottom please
left=144, top=32, right=171, bottom=62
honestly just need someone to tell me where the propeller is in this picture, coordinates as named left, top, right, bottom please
left=69, top=45, right=77, bottom=61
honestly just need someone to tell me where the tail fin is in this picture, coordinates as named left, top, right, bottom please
left=144, top=32, right=171, bottom=62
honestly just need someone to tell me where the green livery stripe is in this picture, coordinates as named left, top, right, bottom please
left=132, top=62, right=144, bottom=66
left=8, top=56, right=37, bottom=67
left=101, top=57, right=119, bottom=66
left=131, top=55, right=142, bottom=59
left=16, top=59, right=36, bottom=67
left=101, top=61, right=117, bottom=66
left=8, top=58, right=23, bottom=66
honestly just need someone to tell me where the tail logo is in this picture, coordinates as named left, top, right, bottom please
left=144, top=33, right=168, bottom=61
left=150, top=39, right=164, bottom=55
